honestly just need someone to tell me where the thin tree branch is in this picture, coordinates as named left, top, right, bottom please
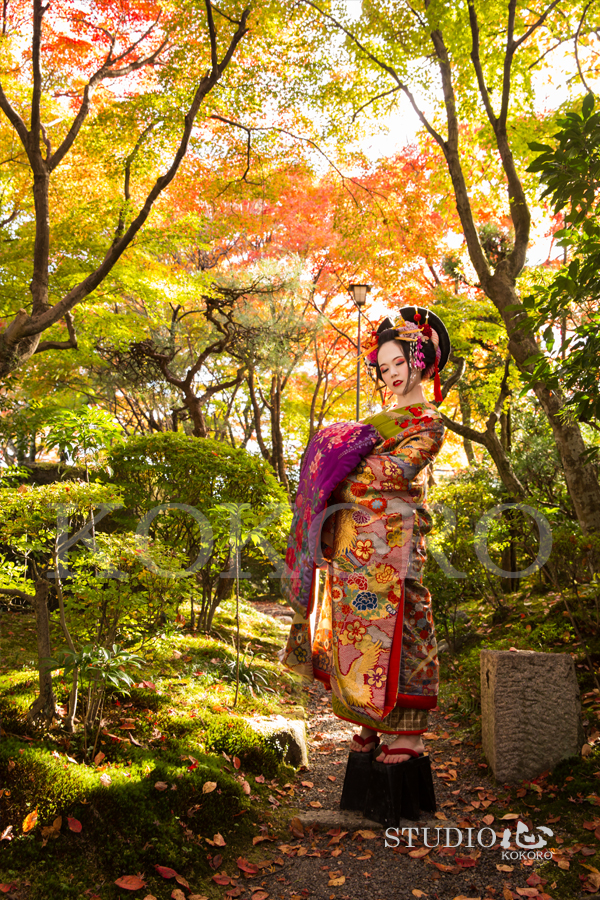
left=205, top=0, right=219, bottom=71
left=299, top=0, right=446, bottom=148
left=34, top=312, right=78, bottom=354
left=351, top=85, right=402, bottom=122
left=514, top=0, right=562, bottom=48
left=575, top=1, right=593, bottom=93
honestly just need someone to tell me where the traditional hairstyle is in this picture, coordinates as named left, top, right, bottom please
left=364, top=308, right=450, bottom=403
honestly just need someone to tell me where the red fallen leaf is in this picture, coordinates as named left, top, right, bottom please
left=225, top=889, right=243, bottom=898
left=114, top=875, right=146, bottom=890
left=515, top=889, right=541, bottom=897
left=526, top=875, right=546, bottom=887
left=210, top=854, right=223, bottom=870
left=241, top=780, right=251, bottom=795
left=255, top=775, right=265, bottom=783
left=252, top=892, right=269, bottom=900
left=0, top=887, right=17, bottom=894
left=455, top=855, right=478, bottom=867
left=155, top=865, right=177, bottom=879
left=237, top=857, right=259, bottom=874
left=175, top=873, right=190, bottom=889
left=67, top=817, right=82, bottom=833
left=212, top=874, right=231, bottom=886
left=581, top=847, right=597, bottom=856
left=233, top=757, right=241, bottom=769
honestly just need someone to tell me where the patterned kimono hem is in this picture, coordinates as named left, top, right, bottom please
left=331, top=695, right=430, bottom=734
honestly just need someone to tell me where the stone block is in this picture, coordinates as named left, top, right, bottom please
left=246, top=714, right=309, bottom=767
left=480, top=649, right=584, bottom=783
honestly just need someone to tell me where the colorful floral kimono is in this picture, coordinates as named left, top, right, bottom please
left=281, top=402, right=445, bottom=735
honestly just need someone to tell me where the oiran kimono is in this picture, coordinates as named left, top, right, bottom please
left=281, top=402, right=445, bottom=734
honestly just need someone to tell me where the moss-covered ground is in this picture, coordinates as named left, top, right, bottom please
left=0, top=598, right=304, bottom=900
left=2, top=583, right=600, bottom=900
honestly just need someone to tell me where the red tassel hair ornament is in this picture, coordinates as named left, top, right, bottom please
left=433, top=359, right=443, bottom=403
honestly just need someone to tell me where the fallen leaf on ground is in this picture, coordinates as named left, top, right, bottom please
left=497, top=863, right=514, bottom=872
left=251, top=892, right=269, bottom=900
left=213, top=833, right=226, bottom=846
left=188, top=895, right=208, bottom=900
left=143, top=895, right=158, bottom=900
left=67, top=817, right=81, bottom=832
left=233, top=756, right=241, bottom=769
left=353, top=829, right=377, bottom=839
left=309, top=801, right=322, bottom=808
left=237, top=857, right=259, bottom=874
left=328, top=831, right=348, bottom=845
left=328, top=876, right=345, bottom=886
left=301, top=781, right=314, bottom=788
left=155, top=866, right=177, bottom=879
left=500, top=813, right=519, bottom=820
left=22, top=810, right=38, bottom=833
left=202, top=781, right=217, bottom=794
left=115, top=875, right=146, bottom=890
left=99, top=773, right=111, bottom=786
left=431, top=862, right=461, bottom=874
left=171, top=891, right=186, bottom=900
left=409, top=847, right=431, bottom=859
left=412, top=891, right=427, bottom=897
left=253, top=835, right=274, bottom=845
left=482, top=814, right=494, bottom=825
left=327, top=775, right=336, bottom=782
left=456, top=855, right=478, bottom=868
left=255, top=775, right=265, bottom=783
left=155, top=782, right=168, bottom=791
left=212, top=875, right=231, bottom=886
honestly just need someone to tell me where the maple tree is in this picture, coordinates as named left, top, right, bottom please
left=293, top=0, right=600, bottom=540
left=0, top=0, right=254, bottom=378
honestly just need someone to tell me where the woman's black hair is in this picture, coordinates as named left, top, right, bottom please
left=375, top=329, right=436, bottom=395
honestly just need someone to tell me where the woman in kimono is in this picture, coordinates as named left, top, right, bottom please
left=281, top=307, right=450, bottom=764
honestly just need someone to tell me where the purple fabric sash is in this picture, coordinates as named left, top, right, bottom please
left=282, top=421, right=379, bottom=611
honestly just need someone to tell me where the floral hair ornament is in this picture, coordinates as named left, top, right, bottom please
left=365, top=306, right=451, bottom=404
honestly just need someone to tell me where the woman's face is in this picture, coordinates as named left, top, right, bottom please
left=377, top=340, right=419, bottom=397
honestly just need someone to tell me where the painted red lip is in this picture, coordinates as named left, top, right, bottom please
left=393, top=380, right=402, bottom=386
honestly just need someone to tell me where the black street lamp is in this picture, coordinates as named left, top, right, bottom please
left=349, top=283, right=371, bottom=420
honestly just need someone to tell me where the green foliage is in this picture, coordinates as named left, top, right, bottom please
left=43, top=407, right=123, bottom=471
left=108, top=433, right=291, bottom=631
left=62, top=531, right=190, bottom=647
left=525, top=93, right=600, bottom=428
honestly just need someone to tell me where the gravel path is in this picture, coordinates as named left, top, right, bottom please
left=235, top=606, right=558, bottom=900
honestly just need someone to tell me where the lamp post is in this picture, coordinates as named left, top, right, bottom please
left=349, top=283, right=371, bottom=420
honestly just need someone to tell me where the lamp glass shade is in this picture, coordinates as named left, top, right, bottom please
left=349, top=283, right=371, bottom=307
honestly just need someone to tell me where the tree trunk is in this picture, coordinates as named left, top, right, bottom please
left=490, top=268, right=600, bottom=535
left=458, top=388, right=475, bottom=464
left=27, top=576, right=58, bottom=724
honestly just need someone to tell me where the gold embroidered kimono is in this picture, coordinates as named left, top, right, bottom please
left=282, top=401, right=445, bottom=735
